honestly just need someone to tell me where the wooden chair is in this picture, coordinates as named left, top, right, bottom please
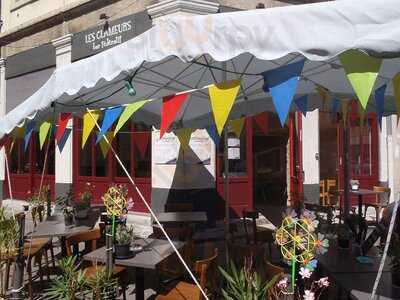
left=320, top=180, right=326, bottom=205
left=65, top=228, right=126, bottom=299
left=264, top=260, right=284, bottom=300
left=325, top=179, right=337, bottom=205
left=364, top=186, right=391, bottom=224
left=242, top=210, right=274, bottom=257
left=155, top=248, right=219, bottom=300
left=165, top=202, right=194, bottom=212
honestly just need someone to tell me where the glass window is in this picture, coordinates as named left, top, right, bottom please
left=133, top=124, right=151, bottom=178
left=35, top=136, right=55, bottom=175
left=349, top=117, right=373, bottom=176
left=218, top=124, right=247, bottom=177
left=116, top=123, right=131, bottom=177
left=80, top=132, right=93, bottom=176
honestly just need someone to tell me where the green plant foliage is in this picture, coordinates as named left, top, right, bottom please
left=219, top=259, right=279, bottom=300
left=115, top=225, right=134, bottom=245
left=0, top=207, right=19, bottom=260
left=87, top=268, right=118, bottom=300
left=44, top=256, right=87, bottom=300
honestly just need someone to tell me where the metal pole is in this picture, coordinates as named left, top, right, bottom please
left=224, top=129, right=230, bottom=262
left=105, top=224, right=113, bottom=274
left=11, top=213, right=25, bottom=300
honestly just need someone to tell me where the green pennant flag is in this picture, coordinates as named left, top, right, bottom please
left=39, top=121, right=52, bottom=150
left=339, top=50, right=382, bottom=109
left=114, top=100, right=149, bottom=136
left=175, top=128, right=194, bottom=152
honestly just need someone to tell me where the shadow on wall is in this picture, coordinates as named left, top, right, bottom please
left=151, top=147, right=226, bottom=227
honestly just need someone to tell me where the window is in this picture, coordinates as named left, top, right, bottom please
left=9, top=139, right=29, bottom=174
left=133, top=124, right=151, bottom=178
left=34, top=136, right=55, bottom=175
left=218, top=126, right=247, bottom=177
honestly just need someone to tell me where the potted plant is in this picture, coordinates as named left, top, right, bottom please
left=44, top=256, right=87, bottom=300
left=219, top=257, right=280, bottom=300
left=389, top=233, right=400, bottom=287
left=64, top=206, right=75, bottom=228
left=74, top=183, right=94, bottom=219
left=87, top=268, right=118, bottom=300
left=114, top=225, right=134, bottom=258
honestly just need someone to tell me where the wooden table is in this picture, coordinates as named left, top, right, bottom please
left=155, top=211, right=208, bottom=225
left=26, top=208, right=100, bottom=255
left=84, top=238, right=184, bottom=300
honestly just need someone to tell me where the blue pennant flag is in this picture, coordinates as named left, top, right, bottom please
left=206, top=125, right=220, bottom=146
left=96, top=106, right=124, bottom=144
left=294, top=95, right=308, bottom=116
left=57, top=128, right=72, bottom=152
left=24, top=121, right=36, bottom=151
left=331, top=98, right=341, bottom=114
left=374, top=84, right=386, bottom=126
left=262, top=59, right=306, bottom=126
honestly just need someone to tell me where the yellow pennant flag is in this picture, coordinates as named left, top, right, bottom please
left=82, top=110, right=100, bottom=148
left=393, top=73, right=400, bottom=115
left=209, top=80, right=240, bottom=135
left=114, top=100, right=148, bottom=136
left=230, top=118, right=245, bottom=138
left=39, top=121, right=52, bottom=150
left=339, top=50, right=382, bottom=109
left=175, top=128, right=194, bottom=152
left=99, top=132, right=113, bottom=158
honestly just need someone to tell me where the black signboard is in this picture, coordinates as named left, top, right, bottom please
left=72, top=11, right=152, bottom=61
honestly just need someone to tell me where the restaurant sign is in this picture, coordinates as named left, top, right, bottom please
left=72, top=12, right=151, bottom=61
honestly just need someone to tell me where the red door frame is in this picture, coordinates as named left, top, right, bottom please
left=216, top=117, right=253, bottom=218
left=72, top=118, right=151, bottom=212
left=5, top=135, right=55, bottom=200
left=337, top=102, right=379, bottom=204
left=289, top=112, right=303, bottom=205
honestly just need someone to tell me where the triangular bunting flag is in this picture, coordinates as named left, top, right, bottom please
left=114, top=100, right=148, bottom=136
left=230, top=118, right=245, bottom=138
left=57, top=129, right=71, bottom=152
left=206, top=125, right=220, bottom=146
left=339, top=49, right=382, bottom=109
left=99, top=132, right=114, bottom=158
left=374, top=84, right=386, bottom=126
left=175, top=128, right=194, bottom=152
left=13, top=126, right=25, bottom=139
left=160, top=93, right=189, bottom=138
left=24, top=121, right=35, bottom=151
left=209, top=80, right=240, bottom=135
left=316, top=85, right=329, bottom=107
left=134, top=132, right=150, bottom=158
left=82, top=110, right=100, bottom=148
left=358, top=102, right=365, bottom=128
left=96, top=106, right=123, bottom=144
left=254, top=113, right=268, bottom=135
left=56, top=113, right=72, bottom=144
left=262, top=59, right=305, bottom=126
left=393, top=73, right=400, bottom=115
left=294, top=95, right=308, bottom=116
left=332, top=98, right=341, bottom=114
left=0, top=135, right=9, bottom=150
left=39, top=121, right=52, bottom=150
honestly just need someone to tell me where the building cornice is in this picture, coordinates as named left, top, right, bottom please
left=147, top=0, right=219, bottom=19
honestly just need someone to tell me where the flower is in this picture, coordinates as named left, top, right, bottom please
left=314, top=233, right=329, bottom=255
left=127, top=197, right=134, bottom=210
left=317, top=277, right=329, bottom=288
left=299, top=267, right=312, bottom=279
left=303, top=290, right=315, bottom=300
left=284, top=209, right=298, bottom=223
left=277, top=277, right=288, bottom=290
left=305, top=259, right=318, bottom=271
left=301, top=210, right=319, bottom=231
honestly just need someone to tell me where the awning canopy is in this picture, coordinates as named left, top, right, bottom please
left=1, top=0, right=400, bottom=135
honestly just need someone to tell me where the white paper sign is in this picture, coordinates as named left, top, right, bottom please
left=154, top=133, right=179, bottom=164
left=228, top=147, right=240, bottom=159
left=185, top=135, right=212, bottom=165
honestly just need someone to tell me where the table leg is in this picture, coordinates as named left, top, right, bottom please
left=135, top=267, right=145, bottom=300
left=60, top=236, right=67, bottom=257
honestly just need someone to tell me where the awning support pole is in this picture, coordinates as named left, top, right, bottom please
left=85, top=108, right=208, bottom=300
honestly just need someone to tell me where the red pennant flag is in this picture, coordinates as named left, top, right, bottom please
left=160, top=93, right=189, bottom=138
left=134, top=132, right=150, bottom=158
left=254, top=112, right=268, bottom=135
left=55, top=113, right=72, bottom=144
left=0, top=135, right=10, bottom=149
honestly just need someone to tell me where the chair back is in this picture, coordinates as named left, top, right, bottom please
left=326, top=179, right=337, bottom=205
left=194, top=248, right=219, bottom=300
left=373, top=186, right=391, bottom=204
left=264, top=260, right=284, bottom=281
left=320, top=180, right=326, bottom=205
left=165, top=202, right=193, bottom=212
left=242, top=210, right=259, bottom=244
left=65, top=228, right=101, bottom=258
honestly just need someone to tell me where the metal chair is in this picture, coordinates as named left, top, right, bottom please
left=364, top=186, right=391, bottom=224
